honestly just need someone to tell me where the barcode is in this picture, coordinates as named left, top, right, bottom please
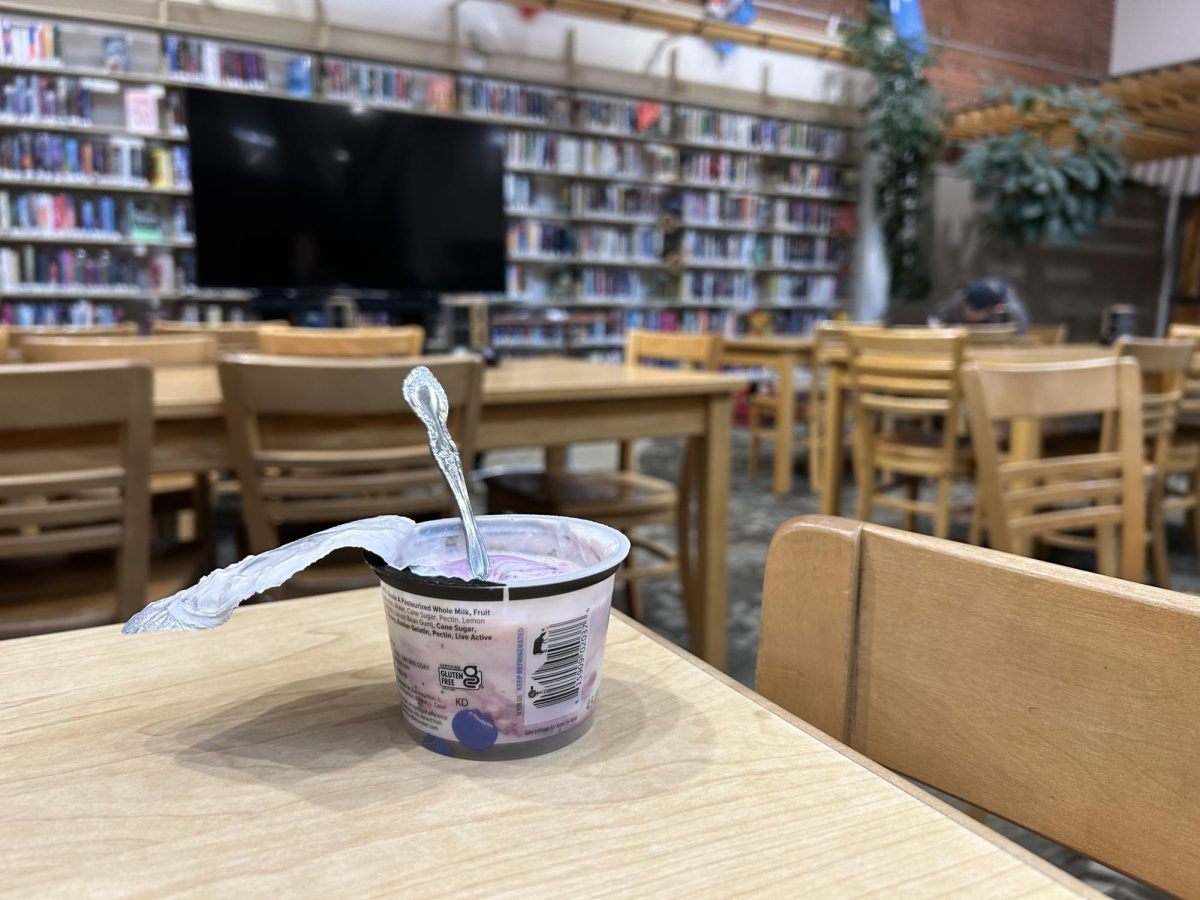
left=530, top=615, right=588, bottom=709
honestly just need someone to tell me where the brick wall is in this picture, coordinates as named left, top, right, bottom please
left=764, top=0, right=1114, bottom=109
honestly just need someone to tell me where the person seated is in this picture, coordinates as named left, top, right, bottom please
left=933, top=277, right=1030, bottom=335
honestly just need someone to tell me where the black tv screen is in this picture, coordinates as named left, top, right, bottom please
left=185, top=89, right=506, bottom=293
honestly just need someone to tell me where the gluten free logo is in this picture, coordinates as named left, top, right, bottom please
left=438, top=664, right=483, bottom=690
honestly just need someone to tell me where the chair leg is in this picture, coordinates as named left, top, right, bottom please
left=1151, top=511, right=1172, bottom=590
left=902, top=477, right=919, bottom=532
left=852, top=411, right=874, bottom=524
left=968, top=500, right=985, bottom=546
left=933, top=476, right=952, bottom=540
left=1096, top=525, right=1119, bottom=578
left=675, top=445, right=694, bottom=617
left=625, top=577, right=645, bottom=622
left=747, top=408, right=760, bottom=481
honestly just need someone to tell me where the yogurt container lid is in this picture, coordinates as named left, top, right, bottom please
left=366, top=514, right=630, bottom=601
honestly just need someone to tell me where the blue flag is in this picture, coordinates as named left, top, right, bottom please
left=712, top=1, right=756, bottom=58
left=886, top=0, right=927, bottom=52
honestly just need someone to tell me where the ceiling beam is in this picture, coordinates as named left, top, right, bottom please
left=488, top=0, right=853, bottom=63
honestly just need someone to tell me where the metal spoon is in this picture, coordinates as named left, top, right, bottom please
left=403, top=365, right=490, bottom=581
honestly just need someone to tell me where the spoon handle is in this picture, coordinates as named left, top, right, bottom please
left=403, top=366, right=491, bottom=581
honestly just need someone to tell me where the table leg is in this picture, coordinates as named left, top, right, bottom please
left=820, top=366, right=846, bottom=516
left=772, top=355, right=795, bottom=496
left=689, top=391, right=732, bottom=670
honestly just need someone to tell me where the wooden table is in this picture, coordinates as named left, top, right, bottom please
left=153, top=358, right=742, bottom=669
left=721, top=335, right=814, bottom=495
left=0, top=590, right=1091, bottom=896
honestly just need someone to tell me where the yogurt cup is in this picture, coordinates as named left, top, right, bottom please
left=365, top=515, right=630, bottom=759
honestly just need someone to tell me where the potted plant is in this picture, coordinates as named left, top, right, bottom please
left=846, top=5, right=946, bottom=302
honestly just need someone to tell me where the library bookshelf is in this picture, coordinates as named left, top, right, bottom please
left=0, top=9, right=859, bottom=354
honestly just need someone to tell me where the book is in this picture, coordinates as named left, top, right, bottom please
left=102, top=34, right=130, bottom=73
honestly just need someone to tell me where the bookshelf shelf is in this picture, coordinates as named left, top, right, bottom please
left=0, top=60, right=165, bottom=85
left=0, top=117, right=188, bottom=142
left=0, top=176, right=190, bottom=196
left=509, top=254, right=664, bottom=269
left=0, top=231, right=194, bottom=248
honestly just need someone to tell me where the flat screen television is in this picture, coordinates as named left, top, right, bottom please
left=185, top=89, right=506, bottom=293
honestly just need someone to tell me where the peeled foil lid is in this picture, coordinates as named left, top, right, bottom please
left=123, top=516, right=417, bottom=633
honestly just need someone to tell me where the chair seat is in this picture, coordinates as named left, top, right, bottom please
left=0, top=543, right=206, bottom=639
left=484, top=470, right=677, bottom=520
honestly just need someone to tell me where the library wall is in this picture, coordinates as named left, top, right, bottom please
left=772, top=0, right=1114, bottom=109
left=918, top=167, right=1165, bottom=339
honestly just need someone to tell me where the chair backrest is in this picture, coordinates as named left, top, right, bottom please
left=1115, top=337, right=1193, bottom=457
left=961, top=322, right=1018, bottom=346
left=1026, top=323, right=1067, bottom=346
left=812, top=320, right=882, bottom=366
left=961, top=357, right=1145, bottom=581
left=847, top=328, right=966, bottom=439
left=21, top=334, right=218, bottom=366
left=756, top=515, right=1200, bottom=898
left=258, top=325, right=426, bottom=358
left=0, top=361, right=151, bottom=624
left=219, top=353, right=483, bottom=552
left=153, top=320, right=289, bottom=351
left=625, top=329, right=719, bottom=370
left=9, top=322, right=138, bottom=352
left=1167, top=323, right=1200, bottom=427
left=0, top=326, right=8, bottom=358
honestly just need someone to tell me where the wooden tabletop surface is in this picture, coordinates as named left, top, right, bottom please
left=0, top=591, right=1090, bottom=896
left=153, top=357, right=745, bottom=420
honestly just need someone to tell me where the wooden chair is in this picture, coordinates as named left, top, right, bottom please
left=1114, top=337, right=1193, bottom=588
left=807, top=321, right=883, bottom=502
left=756, top=515, right=1200, bottom=898
left=485, top=329, right=718, bottom=632
left=0, top=361, right=199, bottom=638
left=1027, top=323, right=1068, bottom=346
left=0, top=326, right=8, bottom=359
left=258, top=325, right=426, bottom=358
left=962, top=356, right=1146, bottom=582
left=21, top=334, right=218, bottom=365
left=220, top=353, right=483, bottom=596
left=1165, top=323, right=1200, bottom=559
left=153, top=320, right=289, bottom=352
left=848, top=328, right=972, bottom=539
left=9, top=322, right=137, bottom=354
left=22, top=333, right=224, bottom=551
left=961, top=322, right=1018, bottom=346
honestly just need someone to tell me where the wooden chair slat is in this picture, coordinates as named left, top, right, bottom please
left=21, top=335, right=218, bottom=366
left=0, top=496, right=122, bottom=529
left=0, top=466, right=125, bottom=497
left=260, top=470, right=443, bottom=497
left=258, top=325, right=425, bottom=358
left=265, top=492, right=452, bottom=523
left=1002, top=478, right=1124, bottom=509
left=0, top=523, right=123, bottom=558
left=253, top=447, right=432, bottom=470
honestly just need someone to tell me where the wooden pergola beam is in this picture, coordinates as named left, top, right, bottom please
left=948, top=59, right=1200, bottom=162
